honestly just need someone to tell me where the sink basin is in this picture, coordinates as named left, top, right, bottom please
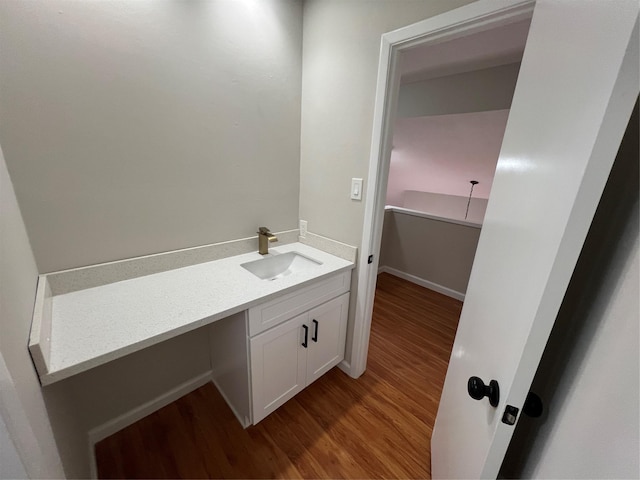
left=241, top=252, right=322, bottom=281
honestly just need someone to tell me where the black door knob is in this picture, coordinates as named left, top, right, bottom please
left=523, top=392, right=543, bottom=417
left=468, top=376, right=500, bottom=407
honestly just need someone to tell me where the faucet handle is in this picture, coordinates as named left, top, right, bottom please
left=258, top=227, right=271, bottom=235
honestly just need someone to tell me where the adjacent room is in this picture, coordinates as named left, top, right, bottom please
left=379, top=20, right=529, bottom=302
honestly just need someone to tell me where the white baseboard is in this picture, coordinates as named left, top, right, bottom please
left=87, top=370, right=213, bottom=479
left=378, top=266, right=465, bottom=302
left=338, top=359, right=354, bottom=377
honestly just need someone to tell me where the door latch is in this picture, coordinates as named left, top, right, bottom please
left=502, top=405, right=519, bottom=425
left=502, top=392, right=544, bottom=426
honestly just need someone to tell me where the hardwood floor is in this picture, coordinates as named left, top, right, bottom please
left=95, top=273, right=462, bottom=479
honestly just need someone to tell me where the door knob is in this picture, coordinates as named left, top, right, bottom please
left=467, top=376, right=500, bottom=407
left=523, top=392, right=543, bottom=417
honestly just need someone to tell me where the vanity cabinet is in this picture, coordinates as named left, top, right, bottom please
left=208, top=270, right=351, bottom=427
left=248, top=271, right=351, bottom=424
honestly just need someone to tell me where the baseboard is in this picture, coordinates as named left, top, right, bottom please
left=378, top=266, right=465, bottom=301
left=87, top=370, right=213, bottom=478
left=338, top=359, right=353, bottom=377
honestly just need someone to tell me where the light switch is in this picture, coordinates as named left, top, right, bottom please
left=351, top=178, right=363, bottom=201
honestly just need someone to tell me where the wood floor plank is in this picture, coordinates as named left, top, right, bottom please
left=268, top=400, right=359, bottom=478
left=96, top=272, right=461, bottom=479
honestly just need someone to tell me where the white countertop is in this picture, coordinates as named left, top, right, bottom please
left=43, top=243, right=354, bottom=384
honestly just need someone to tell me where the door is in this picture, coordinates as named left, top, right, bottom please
left=306, top=293, right=349, bottom=384
left=431, top=1, right=639, bottom=479
left=250, top=313, right=307, bottom=424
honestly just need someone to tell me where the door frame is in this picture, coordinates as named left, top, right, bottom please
left=349, top=0, right=536, bottom=378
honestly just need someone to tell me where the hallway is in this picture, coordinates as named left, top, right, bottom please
left=96, top=273, right=461, bottom=478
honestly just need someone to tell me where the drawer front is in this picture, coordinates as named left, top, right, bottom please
left=248, top=271, right=350, bottom=337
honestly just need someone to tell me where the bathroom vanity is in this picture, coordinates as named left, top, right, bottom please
left=29, top=240, right=355, bottom=427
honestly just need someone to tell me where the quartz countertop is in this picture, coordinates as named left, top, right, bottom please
left=38, top=243, right=354, bottom=385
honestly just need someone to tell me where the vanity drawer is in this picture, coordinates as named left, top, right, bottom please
left=248, top=270, right=350, bottom=337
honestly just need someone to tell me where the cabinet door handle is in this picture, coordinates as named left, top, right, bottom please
left=312, top=319, right=319, bottom=342
left=302, top=324, right=308, bottom=348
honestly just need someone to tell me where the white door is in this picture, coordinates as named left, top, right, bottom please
left=250, top=313, right=308, bottom=424
left=306, top=293, right=349, bottom=384
left=431, top=1, right=639, bottom=479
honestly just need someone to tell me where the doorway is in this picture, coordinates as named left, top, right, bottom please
left=349, top=0, right=535, bottom=380
left=369, top=16, right=531, bottom=473
left=378, top=20, right=530, bottom=302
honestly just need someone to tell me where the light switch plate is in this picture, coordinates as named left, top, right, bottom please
left=351, top=178, right=363, bottom=201
left=299, top=220, right=308, bottom=238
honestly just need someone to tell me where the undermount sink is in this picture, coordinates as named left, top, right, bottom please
left=241, top=251, right=322, bottom=281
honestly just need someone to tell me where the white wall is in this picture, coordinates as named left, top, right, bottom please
left=299, top=0, right=473, bottom=250
left=397, top=63, right=521, bottom=117
left=0, top=0, right=303, bottom=273
left=0, top=144, right=65, bottom=478
left=380, top=209, right=480, bottom=296
left=386, top=110, right=509, bottom=206
left=0, top=410, right=27, bottom=479
left=1, top=3, right=303, bottom=476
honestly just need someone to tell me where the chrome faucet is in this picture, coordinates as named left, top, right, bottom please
left=257, top=227, right=278, bottom=255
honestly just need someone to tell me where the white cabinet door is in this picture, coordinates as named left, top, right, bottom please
left=306, top=293, right=349, bottom=385
left=250, top=313, right=308, bottom=424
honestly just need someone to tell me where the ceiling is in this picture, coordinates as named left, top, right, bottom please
left=399, top=19, right=531, bottom=84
